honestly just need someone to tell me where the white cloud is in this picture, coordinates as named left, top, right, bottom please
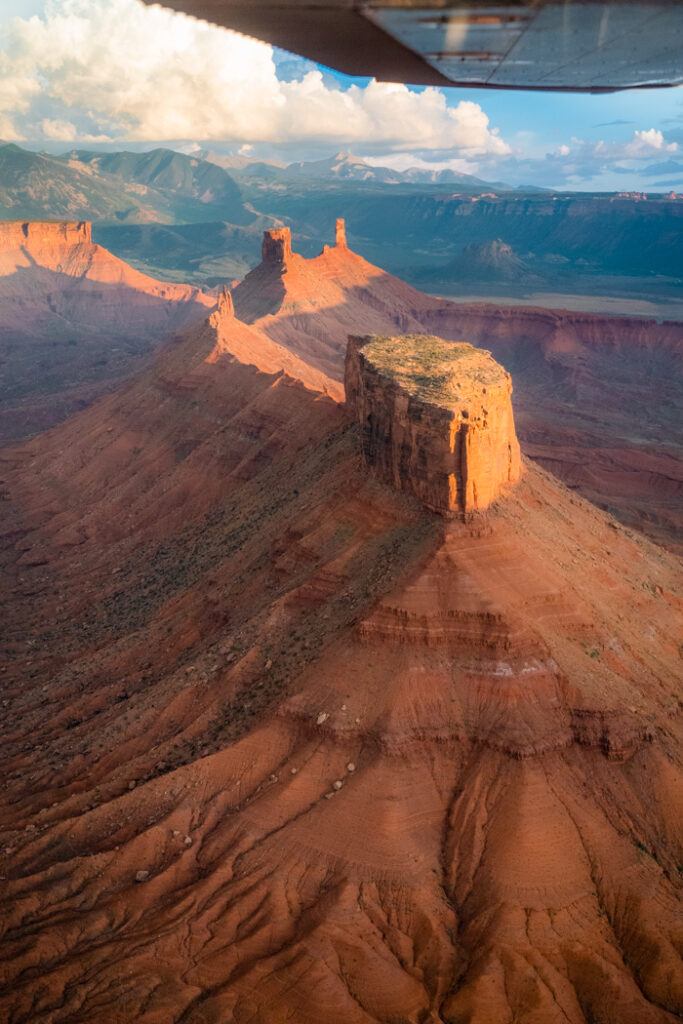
left=39, top=117, right=77, bottom=141
left=552, top=129, right=677, bottom=165
left=364, top=152, right=481, bottom=175
left=0, top=0, right=508, bottom=157
left=527, top=128, right=680, bottom=186
left=624, top=128, right=677, bottom=156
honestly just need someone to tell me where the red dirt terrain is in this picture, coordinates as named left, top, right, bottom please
left=3, top=218, right=681, bottom=547
left=0, top=220, right=213, bottom=441
left=0, top=295, right=681, bottom=1024
left=236, top=224, right=683, bottom=550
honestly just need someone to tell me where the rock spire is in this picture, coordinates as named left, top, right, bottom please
left=335, top=217, right=347, bottom=248
left=261, top=227, right=292, bottom=267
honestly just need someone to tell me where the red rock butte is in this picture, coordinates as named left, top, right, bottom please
left=0, top=218, right=214, bottom=441
left=0, top=219, right=91, bottom=247
left=346, top=333, right=522, bottom=514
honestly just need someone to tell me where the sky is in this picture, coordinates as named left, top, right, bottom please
left=2, top=0, right=683, bottom=191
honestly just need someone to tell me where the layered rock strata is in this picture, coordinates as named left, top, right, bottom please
left=1, top=282, right=682, bottom=1024
left=346, top=333, right=521, bottom=514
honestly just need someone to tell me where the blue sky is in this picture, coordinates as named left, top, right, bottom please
left=2, top=0, right=683, bottom=191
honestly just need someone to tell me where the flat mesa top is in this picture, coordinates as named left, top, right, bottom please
left=358, top=334, right=507, bottom=408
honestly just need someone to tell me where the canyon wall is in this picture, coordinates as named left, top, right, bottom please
left=345, top=333, right=521, bottom=514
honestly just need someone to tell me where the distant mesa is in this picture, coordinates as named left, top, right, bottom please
left=425, top=238, right=540, bottom=285
left=346, top=333, right=521, bottom=515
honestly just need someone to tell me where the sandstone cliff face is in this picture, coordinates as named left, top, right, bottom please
left=419, top=303, right=683, bottom=549
left=346, top=333, right=521, bottom=514
left=260, top=226, right=292, bottom=268
left=0, top=219, right=213, bottom=440
left=233, top=226, right=682, bottom=549
left=0, top=219, right=91, bottom=255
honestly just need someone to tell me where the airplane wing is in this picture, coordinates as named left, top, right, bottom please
left=144, top=1, right=683, bottom=92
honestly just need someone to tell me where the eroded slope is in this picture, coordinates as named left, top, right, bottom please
left=0, top=327, right=680, bottom=1024
left=0, top=220, right=213, bottom=440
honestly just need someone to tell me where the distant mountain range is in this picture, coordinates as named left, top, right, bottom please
left=0, top=143, right=521, bottom=228
left=0, top=143, right=253, bottom=225
left=217, top=149, right=519, bottom=190
left=278, top=150, right=508, bottom=187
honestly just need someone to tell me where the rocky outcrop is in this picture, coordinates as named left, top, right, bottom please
left=0, top=220, right=213, bottom=441
left=261, top=226, right=292, bottom=268
left=0, top=219, right=91, bottom=250
left=418, top=302, right=683, bottom=549
left=346, top=333, right=521, bottom=514
left=335, top=216, right=347, bottom=248
left=211, top=284, right=234, bottom=322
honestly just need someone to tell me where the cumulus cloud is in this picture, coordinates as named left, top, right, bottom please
left=623, top=128, right=677, bottom=156
left=551, top=129, right=677, bottom=164
left=461, top=123, right=681, bottom=190
left=499, top=129, right=681, bottom=186
left=39, top=118, right=77, bottom=141
left=0, top=0, right=508, bottom=157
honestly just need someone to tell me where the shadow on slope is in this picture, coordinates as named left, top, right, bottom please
left=0, top=312, right=681, bottom=1023
left=0, top=241, right=212, bottom=441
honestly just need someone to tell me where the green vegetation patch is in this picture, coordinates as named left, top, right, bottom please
left=360, top=333, right=504, bottom=406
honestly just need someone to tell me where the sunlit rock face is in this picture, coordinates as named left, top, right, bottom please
left=0, top=219, right=92, bottom=254
left=345, top=333, right=522, bottom=514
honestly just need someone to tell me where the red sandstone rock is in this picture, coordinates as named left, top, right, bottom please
left=346, top=333, right=521, bottom=513
left=0, top=286, right=681, bottom=1024
left=0, top=218, right=681, bottom=1024
left=335, top=216, right=347, bottom=248
left=232, top=220, right=446, bottom=377
left=235, top=223, right=683, bottom=549
left=260, top=226, right=293, bottom=267
left=0, top=220, right=213, bottom=441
